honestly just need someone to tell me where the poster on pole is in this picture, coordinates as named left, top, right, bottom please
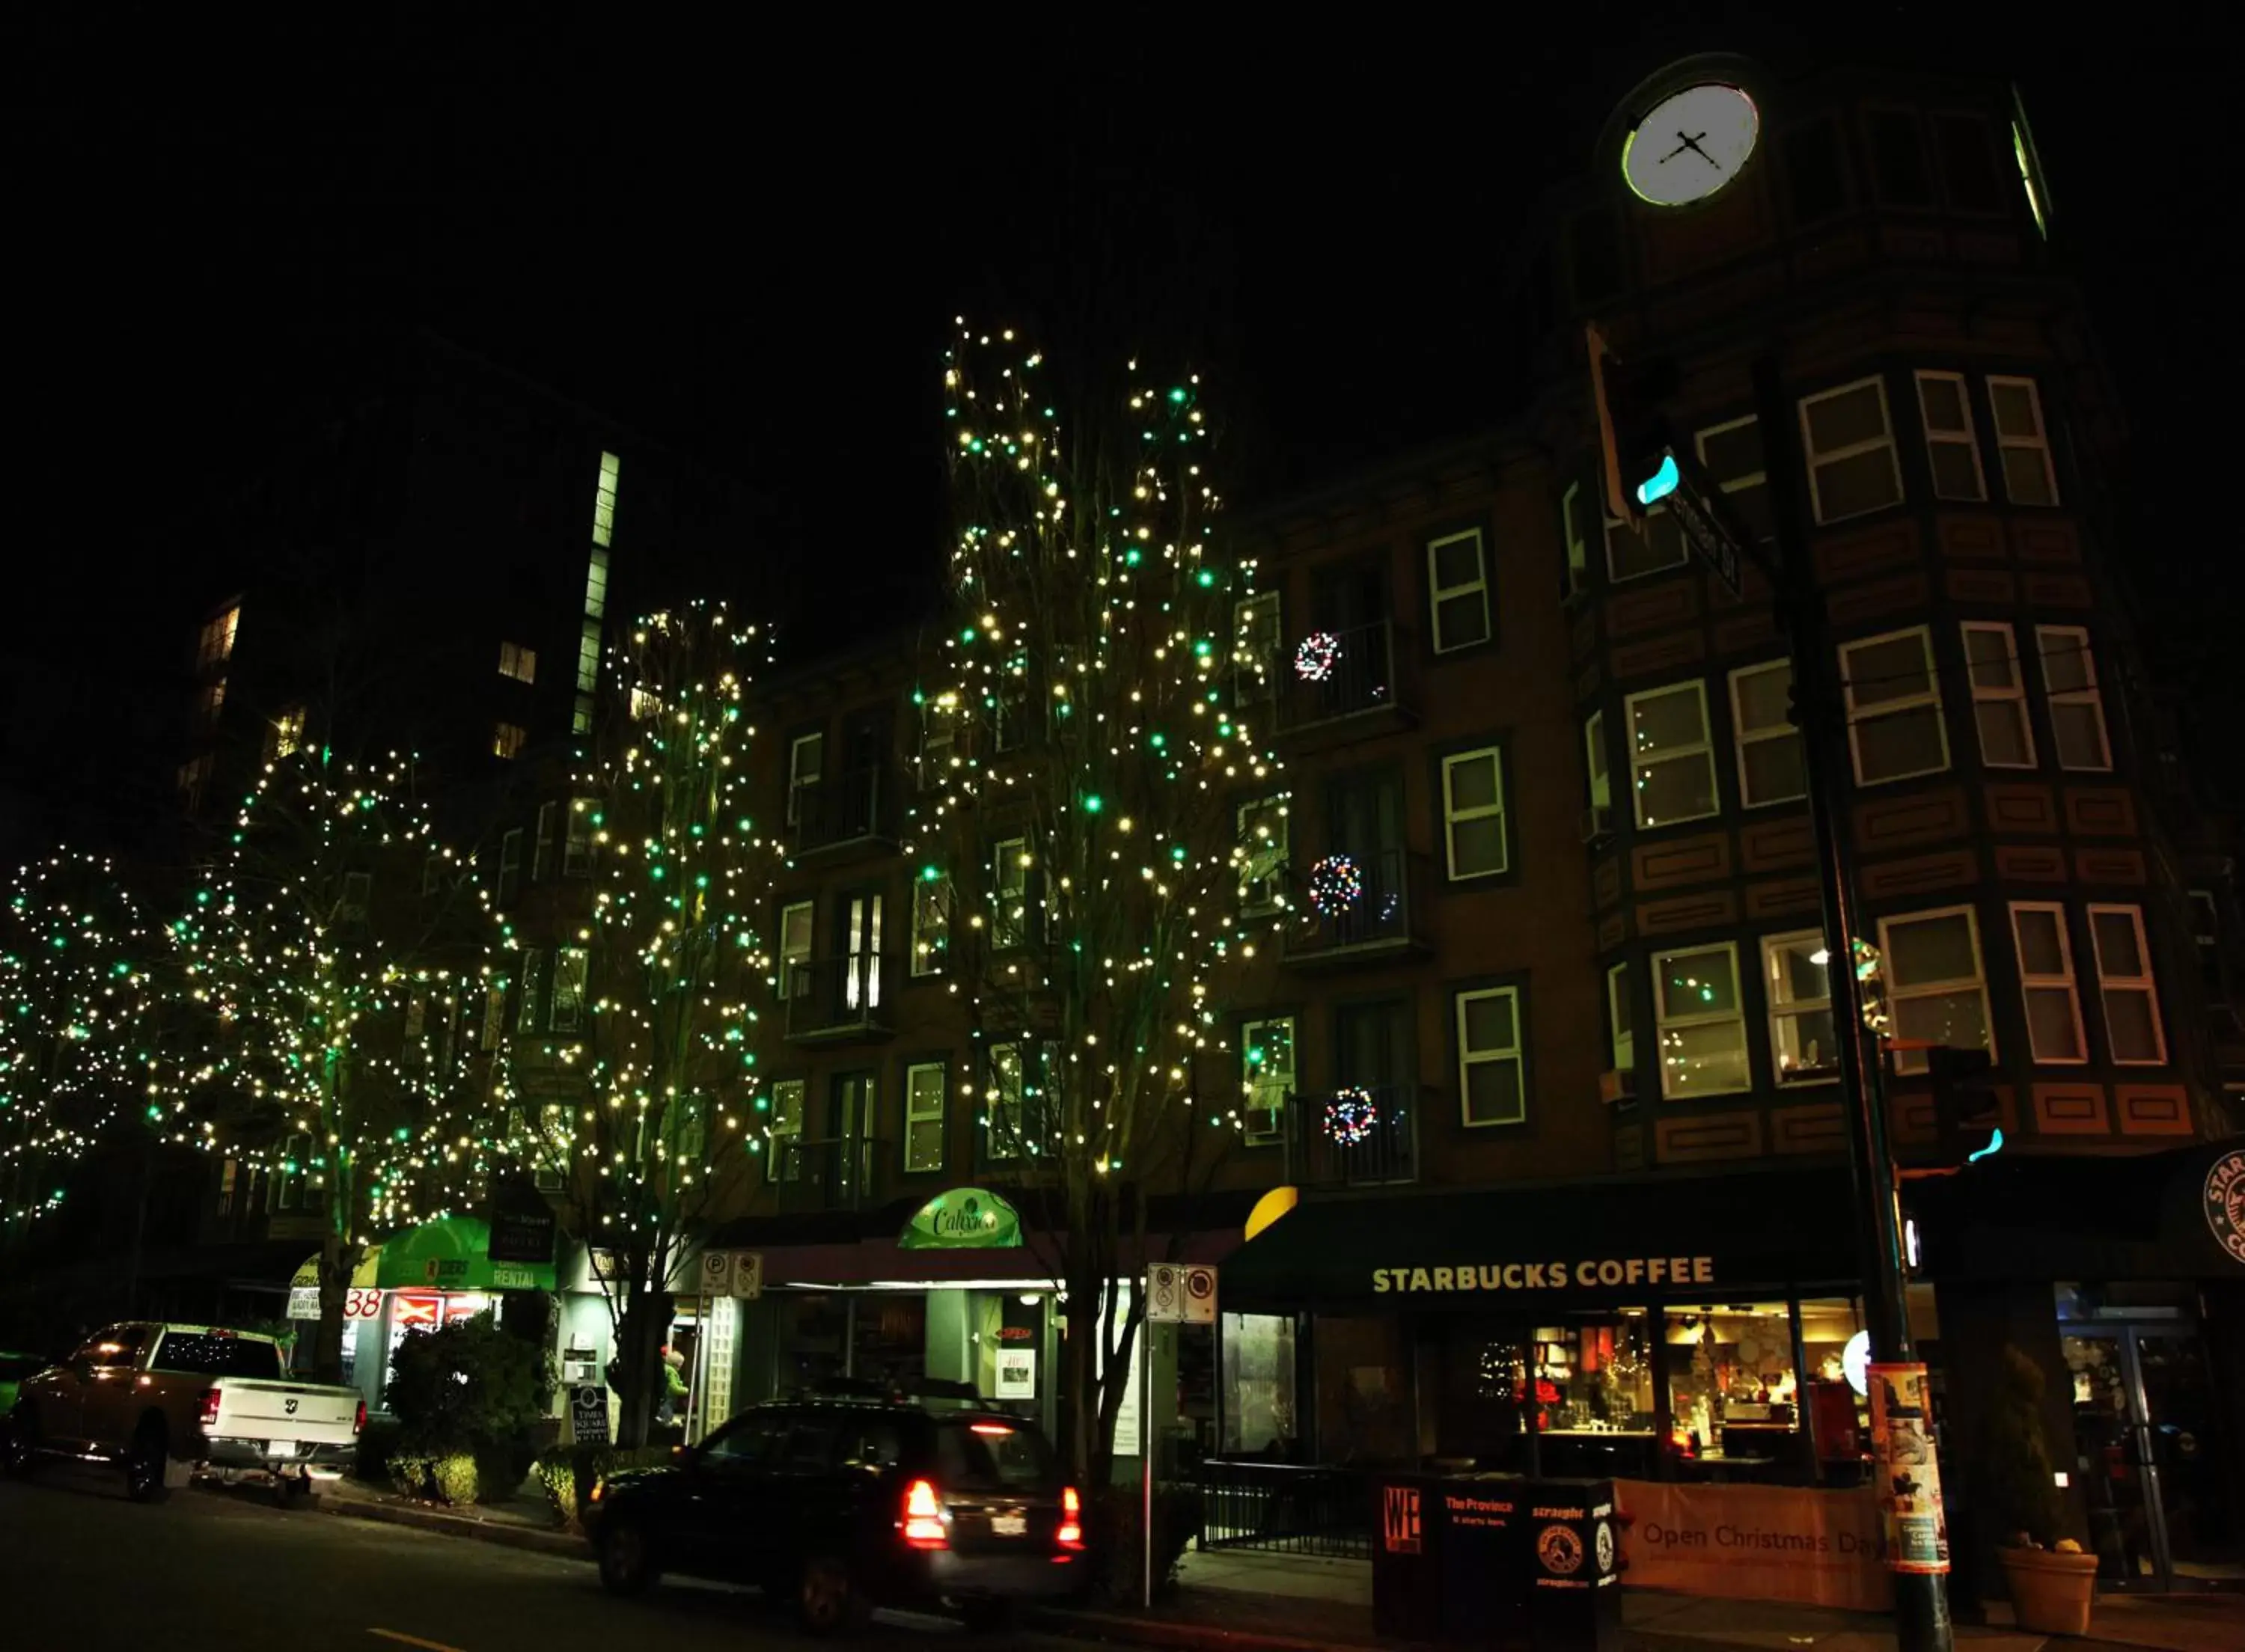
left=1868, top=1362, right=1949, bottom=1574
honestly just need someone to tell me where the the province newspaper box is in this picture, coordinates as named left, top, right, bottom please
left=1373, top=1472, right=1622, bottom=1651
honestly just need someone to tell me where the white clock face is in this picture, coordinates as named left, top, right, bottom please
left=1622, top=83, right=1759, bottom=206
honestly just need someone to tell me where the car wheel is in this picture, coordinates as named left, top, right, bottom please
left=958, top=1597, right=1017, bottom=1633
left=125, top=1423, right=171, bottom=1505
left=597, top=1517, right=659, bottom=1596
left=1, top=1407, right=40, bottom=1477
left=798, top=1555, right=870, bottom=1637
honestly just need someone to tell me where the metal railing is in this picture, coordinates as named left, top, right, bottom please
left=789, top=765, right=900, bottom=855
left=772, top=1136, right=883, bottom=1212
left=1278, top=619, right=1407, bottom=732
left=1283, top=1083, right=1421, bottom=1187
left=782, top=952, right=895, bottom=1041
left=1198, top=1460, right=1372, bottom=1558
left=1281, top=847, right=1425, bottom=961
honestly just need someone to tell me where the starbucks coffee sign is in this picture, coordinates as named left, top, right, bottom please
left=899, top=1187, right=1022, bottom=1250
left=2205, top=1150, right=2245, bottom=1266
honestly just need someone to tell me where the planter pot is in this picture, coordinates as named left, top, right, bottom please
left=1999, top=1546, right=2098, bottom=1636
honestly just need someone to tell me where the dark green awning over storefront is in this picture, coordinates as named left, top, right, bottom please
left=376, top=1216, right=558, bottom=1292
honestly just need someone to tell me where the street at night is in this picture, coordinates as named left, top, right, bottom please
left=0, top=1468, right=1103, bottom=1652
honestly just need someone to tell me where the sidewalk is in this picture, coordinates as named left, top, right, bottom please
left=320, top=1471, right=584, bottom=1561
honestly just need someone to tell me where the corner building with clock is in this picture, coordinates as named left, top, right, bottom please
left=1209, top=45, right=2245, bottom=1601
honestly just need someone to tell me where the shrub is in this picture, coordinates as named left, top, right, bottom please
left=431, top=1452, right=478, bottom=1508
left=385, top=1310, right=555, bottom=1504
left=532, top=1443, right=678, bottom=1530
left=387, top=1453, right=430, bottom=1499
left=1979, top=1345, right=2070, bottom=1548
left=355, top=1415, right=403, bottom=1484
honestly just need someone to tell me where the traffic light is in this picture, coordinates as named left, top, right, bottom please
left=1928, top=1046, right=2003, bottom=1164
left=1587, top=322, right=1681, bottom=526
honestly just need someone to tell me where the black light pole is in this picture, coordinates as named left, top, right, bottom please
left=1752, top=354, right=1953, bottom=1652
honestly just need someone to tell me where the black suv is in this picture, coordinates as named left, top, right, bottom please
left=584, top=1389, right=1083, bottom=1634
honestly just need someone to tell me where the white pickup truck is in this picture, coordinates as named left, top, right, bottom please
left=1, top=1321, right=364, bottom=1504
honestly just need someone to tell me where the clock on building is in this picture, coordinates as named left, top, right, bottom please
left=1620, top=82, right=1759, bottom=206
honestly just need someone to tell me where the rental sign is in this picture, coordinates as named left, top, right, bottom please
left=1373, top=1255, right=1717, bottom=1294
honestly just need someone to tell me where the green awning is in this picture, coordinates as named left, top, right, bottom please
left=375, top=1215, right=557, bottom=1292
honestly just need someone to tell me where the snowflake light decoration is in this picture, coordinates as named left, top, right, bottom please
left=1325, top=1085, right=1378, bottom=1146
left=1293, top=631, right=1340, bottom=682
left=1307, top=853, right=1363, bottom=918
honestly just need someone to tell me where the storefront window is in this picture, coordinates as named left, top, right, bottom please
left=1220, top=1313, right=1298, bottom=1457
left=1665, top=1300, right=1824, bottom=1476
left=776, top=1293, right=849, bottom=1395
left=1800, top=1296, right=1870, bottom=1481
left=1314, top=1315, right=1414, bottom=1466
left=854, top=1292, right=926, bottom=1389
left=1421, top=1316, right=1529, bottom=1469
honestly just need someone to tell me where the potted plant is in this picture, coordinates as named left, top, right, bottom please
left=1981, top=1345, right=2096, bottom=1635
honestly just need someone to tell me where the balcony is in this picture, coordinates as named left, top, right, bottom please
left=1277, top=848, right=1432, bottom=969
left=771, top=1136, right=884, bottom=1214
left=1276, top=619, right=1416, bottom=748
left=782, top=953, right=897, bottom=1044
left=1283, top=1084, right=1422, bottom=1187
left=789, top=765, right=903, bottom=861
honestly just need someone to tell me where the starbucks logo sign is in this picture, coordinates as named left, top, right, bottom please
left=2207, top=1151, right=2245, bottom=1266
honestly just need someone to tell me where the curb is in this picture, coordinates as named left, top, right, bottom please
left=322, top=1491, right=587, bottom=1561
left=1021, top=1607, right=1379, bottom=1652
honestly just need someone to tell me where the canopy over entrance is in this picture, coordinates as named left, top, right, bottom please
left=375, top=1216, right=558, bottom=1292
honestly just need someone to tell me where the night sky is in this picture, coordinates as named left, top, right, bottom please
left=6, top=6, right=2238, bottom=837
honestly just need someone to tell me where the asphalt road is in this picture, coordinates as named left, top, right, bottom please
left=0, top=1460, right=1110, bottom=1652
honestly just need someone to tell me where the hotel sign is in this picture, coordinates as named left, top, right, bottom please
left=1373, top=1255, right=1717, bottom=1294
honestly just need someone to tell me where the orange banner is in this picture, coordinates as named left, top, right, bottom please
left=1613, top=1479, right=1891, bottom=1612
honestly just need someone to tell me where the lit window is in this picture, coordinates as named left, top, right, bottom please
left=628, top=685, right=661, bottom=721
left=590, top=450, right=620, bottom=548
left=1878, top=907, right=1992, bottom=1074
left=480, top=985, right=507, bottom=1053
left=1762, top=931, right=1838, bottom=1085
left=493, top=721, right=528, bottom=761
left=787, top=732, right=823, bottom=826
left=1584, top=712, right=1611, bottom=817
left=1729, top=660, right=1806, bottom=807
left=911, top=875, right=952, bottom=978
left=581, top=548, right=611, bottom=622
left=1839, top=627, right=1949, bottom=785
left=550, top=946, right=589, bottom=1034
left=1607, top=962, right=1634, bottom=1073
left=1234, top=592, right=1280, bottom=706
left=992, top=837, right=1029, bottom=949
left=1456, top=985, right=1527, bottom=1127
left=198, top=680, right=227, bottom=728
left=1426, top=528, right=1491, bottom=653
left=1913, top=371, right=1988, bottom=503
left=513, top=947, right=546, bottom=1034
left=2009, top=903, right=2085, bottom=1063
left=266, top=703, right=306, bottom=762
left=197, top=606, right=240, bottom=668
left=985, top=1041, right=1048, bottom=1160
left=498, top=640, right=538, bottom=685
left=917, top=704, right=956, bottom=789
left=577, top=622, right=602, bottom=697
left=778, top=901, right=813, bottom=1000
left=1963, top=624, right=2037, bottom=769
left=1440, top=747, right=1509, bottom=879
left=1237, top=798, right=1288, bottom=914
left=1651, top=943, right=1750, bottom=1098
left=1604, top=495, right=1687, bottom=582
left=1694, top=416, right=1775, bottom=547
left=1561, top=482, right=1588, bottom=596
left=1624, top=680, right=1719, bottom=829
left=905, top=1062, right=947, bottom=1173
left=1240, top=1016, right=1295, bottom=1145
left=767, top=1078, right=806, bottom=1182
left=563, top=799, right=595, bottom=877
left=1987, top=377, right=2059, bottom=506
left=2035, top=625, right=2110, bottom=771
left=533, top=801, right=558, bottom=882
left=1799, top=377, right=1904, bottom=524
left=177, top=753, right=213, bottom=810
left=2088, top=905, right=2166, bottom=1065
left=498, top=828, right=524, bottom=907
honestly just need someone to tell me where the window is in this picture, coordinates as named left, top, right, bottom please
left=904, top=1061, right=947, bottom=1173
left=767, top=1078, right=806, bottom=1181
left=787, top=732, right=823, bottom=826
left=2009, top=903, right=2086, bottom=1063
left=1237, top=797, right=1287, bottom=914
left=581, top=548, right=610, bottom=621
left=563, top=800, right=594, bottom=877
left=1914, top=371, right=1987, bottom=502
left=910, top=875, right=952, bottom=978
left=1046, top=645, right=1078, bottom=741
left=1561, top=483, right=1588, bottom=596
left=197, top=606, right=239, bottom=668
left=2035, top=625, right=2110, bottom=771
left=2012, top=120, right=2048, bottom=236
left=275, top=1131, right=318, bottom=1214
left=590, top=450, right=620, bottom=548
left=1729, top=660, right=1806, bottom=807
left=1962, top=624, right=2036, bottom=769
left=1604, top=498, right=1687, bottom=582
left=1866, top=108, right=1935, bottom=207
left=985, top=1041, right=1049, bottom=1160
left=1840, top=626, right=1949, bottom=785
left=198, top=679, right=227, bottom=727
left=1584, top=712, right=1611, bottom=816
left=1607, top=962, right=1634, bottom=1073
left=1695, top=416, right=1775, bottom=546
left=1934, top=114, right=2003, bottom=213
left=498, top=828, right=524, bottom=907
left=917, top=705, right=956, bottom=789
left=498, top=640, right=537, bottom=684
left=779, top=901, right=813, bottom=1000
left=551, top=946, right=589, bottom=1035
left=513, top=949, right=546, bottom=1035
left=534, top=801, right=558, bottom=882
left=492, top=721, right=527, bottom=761
left=1235, top=592, right=1280, bottom=704
left=1988, top=376, right=2059, bottom=506
left=1763, top=931, right=1838, bottom=1086
left=1240, top=1016, right=1295, bottom=1145
left=1439, top=747, right=1509, bottom=880
left=266, top=703, right=305, bottom=762
left=1456, top=986, right=1527, bottom=1127
left=177, top=754, right=213, bottom=810
left=995, top=660, right=1028, bottom=752
left=480, top=985, right=507, bottom=1052
left=1651, top=944, right=1749, bottom=1098
left=627, top=684, right=660, bottom=721
left=992, top=837, right=1029, bottom=949
left=577, top=622, right=602, bottom=696
left=2089, top=905, right=2167, bottom=1065
left=1426, top=528, right=1491, bottom=653
left=1624, top=681, right=1718, bottom=829
left=2191, top=890, right=2225, bottom=998
left=1799, top=378, right=1903, bottom=524
left=1878, top=907, right=1992, bottom=1073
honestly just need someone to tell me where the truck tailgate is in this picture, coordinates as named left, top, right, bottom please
left=213, top=1380, right=360, bottom=1446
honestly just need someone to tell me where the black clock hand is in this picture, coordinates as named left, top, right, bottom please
left=1678, top=131, right=1719, bottom=168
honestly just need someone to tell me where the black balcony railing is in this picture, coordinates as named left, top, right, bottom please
left=783, top=953, right=895, bottom=1042
left=1280, top=848, right=1429, bottom=965
left=1283, top=1084, right=1420, bottom=1187
left=1277, top=619, right=1411, bottom=734
left=772, top=1135, right=882, bottom=1212
left=1198, top=1461, right=1371, bottom=1558
left=789, top=765, right=901, bottom=856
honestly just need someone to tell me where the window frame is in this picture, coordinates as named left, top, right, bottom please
left=492, top=721, right=527, bottom=761
left=1622, top=679, right=1720, bottom=830
left=550, top=945, right=590, bottom=1035
left=1425, top=527, right=1493, bottom=655
left=916, top=703, right=957, bottom=790
left=266, top=703, right=305, bottom=762
left=1236, top=796, right=1288, bottom=916
left=1602, top=495, right=1687, bottom=584
left=779, top=899, right=814, bottom=1000
left=1798, top=376, right=1905, bottom=525
left=1762, top=929, right=1839, bottom=1087
left=1607, top=961, right=1634, bottom=1074
left=1728, top=658, right=1807, bottom=809
left=1239, top=1013, right=1297, bottom=1147
left=1454, top=983, right=1528, bottom=1128
left=1876, top=905, right=1994, bottom=1074
left=910, top=874, right=952, bottom=979
left=1438, top=744, right=1510, bottom=881
left=1649, top=941, right=1751, bottom=1100
left=498, top=640, right=538, bottom=685
left=513, top=947, right=546, bottom=1035
left=1913, top=370, right=1989, bottom=503
left=902, top=1059, right=947, bottom=1174
left=563, top=799, right=595, bottom=877
left=2008, top=902, right=2086, bottom=1065
left=2034, top=624, right=2112, bottom=772
left=1584, top=710, right=1611, bottom=817
left=534, top=801, right=558, bottom=882
left=1234, top=590, right=1281, bottom=706
left=1961, top=622, right=2038, bottom=770
left=498, top=827, right=525, bottom=907
left=991, top=836, right=1030, bottom=950
left=1839, top=625, right=1950, bottom=786
left=1561, top=482, right=1588, bottom=596
left=982, top=1039, right=1047, bottom=1162
left=767, top=1077, right=807, bottom=1182
left=787, top=732, right=824, bottom=826
left=1986, top=375, right=2060, bottom=506
left=2087, top=904, right=2169, bottom=1066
